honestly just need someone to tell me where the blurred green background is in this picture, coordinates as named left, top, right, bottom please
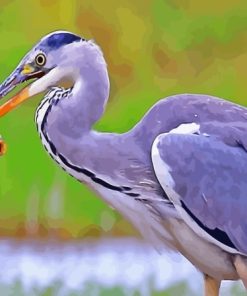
left=1, top=0, right=247, bottom=239
left=0, top=1, right=247, bottom=294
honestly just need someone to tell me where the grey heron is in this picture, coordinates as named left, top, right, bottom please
left=0, top=31, right=247, bottom=296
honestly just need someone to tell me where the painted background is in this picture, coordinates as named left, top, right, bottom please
left=0, top=1, right=246, bottom=295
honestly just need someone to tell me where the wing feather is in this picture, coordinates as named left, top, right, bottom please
left=152, top=123, right=247, bottom=255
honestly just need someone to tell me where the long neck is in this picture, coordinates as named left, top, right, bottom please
left=53, top=45, right=110, bottom=138
left=36, top=44, right=154, bottom=191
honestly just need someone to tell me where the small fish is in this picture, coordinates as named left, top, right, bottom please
left=0, top=137, right=7, bottom=156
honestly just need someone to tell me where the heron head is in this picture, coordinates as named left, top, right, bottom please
left=0, top=31, right=90, bottom=116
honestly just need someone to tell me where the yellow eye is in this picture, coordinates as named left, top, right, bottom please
left=35, top=53, right=46, bottom=66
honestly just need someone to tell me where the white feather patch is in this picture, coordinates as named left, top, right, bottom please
left=169, top=122, right=200, bottom=135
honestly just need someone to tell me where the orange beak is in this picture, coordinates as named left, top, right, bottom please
left=0, top=85, right=31, bottom=117
left=0, top=63, right=46, bottom=117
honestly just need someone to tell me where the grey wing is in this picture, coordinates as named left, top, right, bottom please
left=151, top=123, right=247, bottom=255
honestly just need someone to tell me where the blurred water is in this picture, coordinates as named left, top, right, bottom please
left=0, top=238, right=243, bottom=296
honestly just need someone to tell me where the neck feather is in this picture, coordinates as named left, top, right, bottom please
left=52, top=45, right=110, bottom=137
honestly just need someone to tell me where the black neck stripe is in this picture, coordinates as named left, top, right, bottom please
left=37, top=93, right=140, bottom=197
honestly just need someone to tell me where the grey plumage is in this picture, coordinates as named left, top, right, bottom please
left=1, top=31, right=247, bottom=294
